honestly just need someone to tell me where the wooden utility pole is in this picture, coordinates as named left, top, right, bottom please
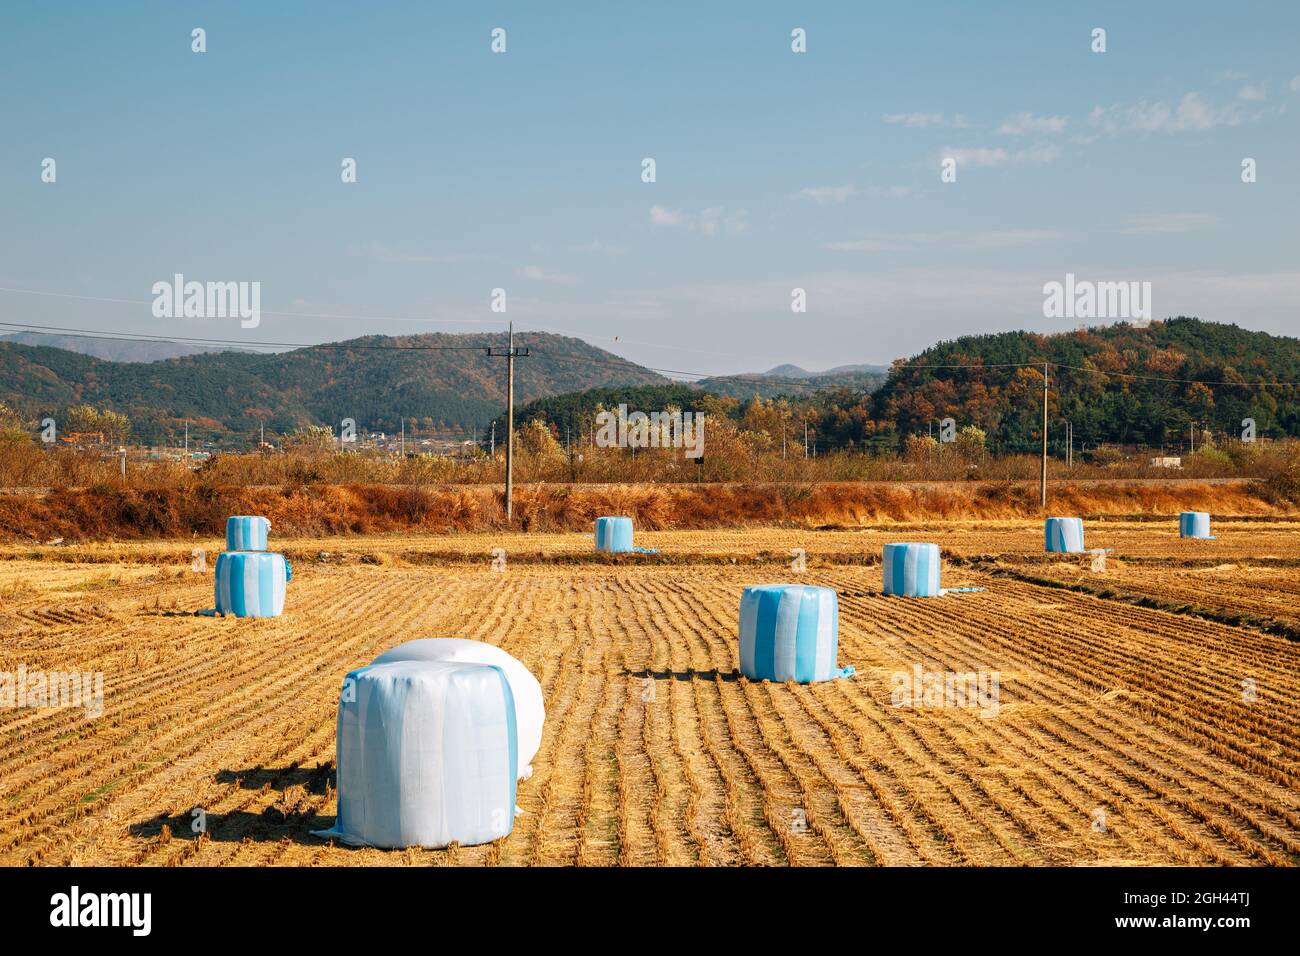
left=488, top=322, right=529, bottom=521
left=1040, top=363, right=1049, bottom=508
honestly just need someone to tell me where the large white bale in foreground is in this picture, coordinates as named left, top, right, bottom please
left=320, top=660, right=517, bottom=849
left=371, top=638, right=544, bottom=779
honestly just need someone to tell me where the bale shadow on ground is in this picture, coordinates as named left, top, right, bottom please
left=214, top=763, right=334, bottom=793
left=128, top=808, right=336, bottom=846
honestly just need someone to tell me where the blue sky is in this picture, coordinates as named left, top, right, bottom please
left=2, top=1, right=1297, bottom=376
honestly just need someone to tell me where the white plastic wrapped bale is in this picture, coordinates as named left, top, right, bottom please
left=371, top=638, right=544, bottom=780
left=1179, top=511, right=1214, bottom=539
left=738, top=584, right=854, bottom=683
left=594, top=515, right=634, bottom=552
left=882, top=542, right=942, bottom=597
left=317, top=660, right=518, bottom=850
left=225, top=515, right=270, bottom=551
left=214, top=551, right=291, bottom=617
left=1044, top=516, right=1085, bottom=553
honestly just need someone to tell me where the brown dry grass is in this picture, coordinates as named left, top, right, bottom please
left=0, top=478, right=1290, bottom=543
left=1, top=523, right=1297, bottom=867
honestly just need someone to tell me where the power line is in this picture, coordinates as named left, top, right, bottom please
left=0, top=321, right=491, bottom=352
left=0, top=286, right=501, bottom=326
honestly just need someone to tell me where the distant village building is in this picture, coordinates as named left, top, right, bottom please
left=1150, top=456, right=1182, bottom=469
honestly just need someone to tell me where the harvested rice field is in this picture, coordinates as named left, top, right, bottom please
left=1, top=521, right=1297, bottom=867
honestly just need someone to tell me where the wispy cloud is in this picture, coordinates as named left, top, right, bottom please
left=798, top=185, right=857, bottom=205
left=1238, top=83, right=1267, bottom=101
left=865, top=185, right=915, bottom=199
left=649, top=205, right=749, bottom=237
left=823, top=229, right=1063, bottom=253
left=1289, top=75, right=1300, bottom=93
left=517, top=264, right=577, bottom=285
left=1088, top=92, right=1247, bottom=133
left=996, top=111, right=1068, bottom=135
left=649, top=205, right=687, bottom=227
left=1120, top=213, right=1216, bottom=234
left=937, top=144, right=1061, bottom=168
left=883, top=112, right=971, bottom=129
left=345, top=240, right=461, bottom=264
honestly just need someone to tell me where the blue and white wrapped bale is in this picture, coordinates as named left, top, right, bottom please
left=316, top=660, right=518, bottom=849
left=594, top=516, right=635, bottom=553
left=882, top=542, right=942, bottom=597
left=1045, top=516, right=1086, bottom=553
left=738, top=584, right=854, bottom=684
left=1179, top=511, right=1214, bottom=539
left=214, top=551, right=291, bottom=618
left=226, top=515, right=271, bottom=551
left=370, top=638, right=544, bottom=780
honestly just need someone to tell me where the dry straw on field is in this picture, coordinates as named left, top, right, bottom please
left=0, top=522, right=1297, bottom=867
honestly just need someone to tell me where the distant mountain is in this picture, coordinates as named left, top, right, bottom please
left=0, top=331, right=243, bottom=363
left=0, top=332, right=668, bottom=445
left=760, top=362, right=890, bottom=379
left=762, top=364, right=814, bottom=379
left=824, top=363, right=890, bottom=376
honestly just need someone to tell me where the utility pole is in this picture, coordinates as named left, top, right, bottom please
left=490, top=421, right=495, bottom=457
left=184, top=421, right=189, bottom=458
left=1040, top=363, right=1049, bottom=508
left=400, top=418, right=405, bottom=457
left=1066, top=421, right=1073, bottom=470
left=804, top=421, right=809, bottom=459
left=488, top=322, right=529, bottom=522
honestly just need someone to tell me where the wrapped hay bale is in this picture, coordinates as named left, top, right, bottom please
left=214, top=551, right=291, bottom=617
left=371, top=638, right=544, bottom=780
left=882, top=542, right=942, bottom=597
left=226, top=515, right=270, bottom=551
left=738, top=584, right=853, bottom=684
left=594, top=515, right=634, bottom=553
left=1179, top=511, right=1214, bottom=539
left=1045, top=516, right=1085, bottom=553
left=317, top=660, right=517, bottom=849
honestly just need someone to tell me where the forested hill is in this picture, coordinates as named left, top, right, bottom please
left=870, top=317, right=1300, bottom=451
left=0, top=332, right=668, bottom=443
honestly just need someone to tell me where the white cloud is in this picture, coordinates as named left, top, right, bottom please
left=866, top=185, right=915, bottom=199
left=798, top=185, right=857, bottom=204
left=882, top=112, right=971, bottom=129
left=650, top=205, right=748, bottom=237
left=823, top=229, right=1063, bottom=253
left=1238, top=84, right=1267, bottom=101
left=1120, top=213, right=1216, bottom=235
left=1088, top=92, right=1245, bottom=133
left=938, top=143, right=1060, bottom=168
left=649, top=205, right=687, bottom=227
left=517, top=265, right=577, bottom=285
left=1289, top=75, right=1300, bottom=93
left=345, top=240, right=460, bottom=264
left=996, top=111, right=1068, bottom=135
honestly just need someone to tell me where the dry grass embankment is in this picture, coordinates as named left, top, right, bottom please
left=0, top=478, right=1291, bottom=543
